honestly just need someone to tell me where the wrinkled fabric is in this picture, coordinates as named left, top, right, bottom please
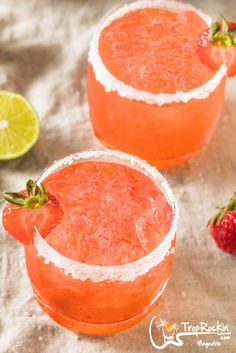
left=0, top=0, right=235, bottom=352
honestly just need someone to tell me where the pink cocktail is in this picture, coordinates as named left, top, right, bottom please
left=24, top=150, right=178, bottom=334
left=88, top=1, right=227, bottom=169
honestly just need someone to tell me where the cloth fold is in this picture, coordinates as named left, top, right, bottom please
left=0, top=0, right=235, bottom=352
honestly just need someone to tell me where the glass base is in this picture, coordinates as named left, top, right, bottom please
left=34, top=291, right=161, bottom=335
left=96, top=136, right=201, bottom=170
left=148, top=149, right=200, bottom=169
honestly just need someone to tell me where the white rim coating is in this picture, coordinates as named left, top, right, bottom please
left=35, top=150, right=178, bottom=282
left=88, top=0, right=227, bottom=106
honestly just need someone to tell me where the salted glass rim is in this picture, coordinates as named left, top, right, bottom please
left=88, top=0, right=227, bottom=106
left=34, top=150, right=178, bottom=282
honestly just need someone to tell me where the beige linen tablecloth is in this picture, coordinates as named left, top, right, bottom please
left=0, top=1, right=235, bottom=352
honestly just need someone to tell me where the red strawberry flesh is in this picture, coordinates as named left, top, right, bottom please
left=2, top=180, right=63, bottom=245
left=208, top=192, right=236, bottom=256
left=198, top=15, right=236, bottom=77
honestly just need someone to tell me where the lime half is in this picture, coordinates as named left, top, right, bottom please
left=0, top=90, right=40, bottom=161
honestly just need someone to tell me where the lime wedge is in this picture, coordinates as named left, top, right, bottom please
left=0, top=90, right=40, bottom=161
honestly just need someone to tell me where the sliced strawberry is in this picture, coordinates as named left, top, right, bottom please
left=198, top=45, right=236, bottom=77
left=198, top=15, right=236, bottom=77
left=2, top=180, right=63, bottom=245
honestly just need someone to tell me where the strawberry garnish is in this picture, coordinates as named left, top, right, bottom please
left=208, top=192, right=236, bottom=256
left=2, top=180, right=63, bottom=245
left=198, top=15, right=236, bottom=77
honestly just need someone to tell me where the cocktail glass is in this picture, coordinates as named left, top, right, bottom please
left=87, top=1, right=227, bottom=169
left=24, top=150, right=178, bottom=335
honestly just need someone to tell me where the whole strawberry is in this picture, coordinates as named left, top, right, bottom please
left=208, top=192, right=236, bottom=255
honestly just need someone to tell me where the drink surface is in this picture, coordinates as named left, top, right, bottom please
left=99, top=7, right=215, bottom=94
left=43, top=161, right=172, bottom=266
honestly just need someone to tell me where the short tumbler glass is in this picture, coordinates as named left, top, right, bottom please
left=25, top=150, right=178, bottom=335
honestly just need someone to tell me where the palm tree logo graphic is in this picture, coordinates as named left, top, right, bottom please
left=155, top=319, right=179, bottom=343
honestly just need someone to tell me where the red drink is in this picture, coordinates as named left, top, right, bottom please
left=24, top=150, right=178, bottom=334
left=88, top=1, right=227, bottom=169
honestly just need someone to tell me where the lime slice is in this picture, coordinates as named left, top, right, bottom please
left=0, top=90, right=40, bottom=161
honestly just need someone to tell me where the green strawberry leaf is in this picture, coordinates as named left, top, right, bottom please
left=221, top=15, right=229, bottom=33
left=26, top=179, right=36, bottom=196
left=3, top=180, right=49, bottom=209
left=2, top=192, right=26, bottom=206
left=210, top=21, right=219, bottom=38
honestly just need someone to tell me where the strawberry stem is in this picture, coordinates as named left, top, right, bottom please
left=208, top=191, right=236, bottom=226
left=2, top=180, right=49, bottom=209
left=209, top=15, right=236, bottom=47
